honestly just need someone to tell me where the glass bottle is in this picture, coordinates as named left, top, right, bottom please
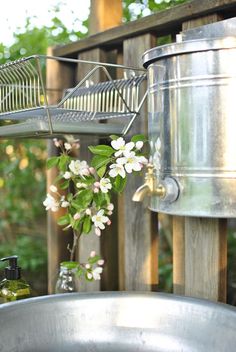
left=55, top=263, right=77, bottom=294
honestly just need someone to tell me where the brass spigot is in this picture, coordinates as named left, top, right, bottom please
left=132, top=163, right=166, bottom=202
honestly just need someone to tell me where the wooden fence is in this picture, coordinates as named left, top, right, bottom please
left=46, top=0, right=236, bottom=302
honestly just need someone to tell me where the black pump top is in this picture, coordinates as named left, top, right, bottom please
left=0, top=255, right=21, bottom=280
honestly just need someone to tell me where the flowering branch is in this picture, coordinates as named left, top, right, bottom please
left=43, top=135, right=148, bottom=282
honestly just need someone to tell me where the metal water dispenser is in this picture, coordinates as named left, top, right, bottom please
left=139, top=18, right=236, bottom=218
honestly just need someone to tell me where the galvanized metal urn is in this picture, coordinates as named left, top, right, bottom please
left=142, top=19, right=236, bottom=218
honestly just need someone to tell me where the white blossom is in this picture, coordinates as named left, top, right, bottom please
left=85, top=263, right=91, bottom=269
left=111, top=137, right=134, bottom=157
left=64, top=142, right=72, bottom=151
left=63, top=171, right=71, bottom=179
left=43, top=194, right=59, bottom=212
left=98, top=259, right=104, bottom=266
left=117, top=152, right=143, bottom=173
left=99, top=178, right=112, bottom=193
left=69, top=160, right=89, bottom=177
left=137, top=155, right=148, bottom=165
left=61, top=201, right=70, bottom=208
left=92, top=210, right=109, bottom=230
left=109, top=163, right=126, bottom=178
left=92, top=266, right=103, bottom=280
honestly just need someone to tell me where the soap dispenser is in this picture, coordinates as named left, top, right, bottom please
left=0, top=255, right=31, bottom=303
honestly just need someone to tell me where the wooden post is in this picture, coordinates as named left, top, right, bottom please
left=173, top=13, right=227, bottom=303
left=76, top=0, right=122, bottom=292
left=46, top=48, right=75, bottom=294
left=120, top=34, right=159, bottom=291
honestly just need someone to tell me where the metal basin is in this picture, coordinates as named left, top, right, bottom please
left=0, top=292, right=236, bottom=351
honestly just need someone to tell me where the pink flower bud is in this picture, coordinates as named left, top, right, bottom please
left=73, top=142, right=80, bottom=149
left=94, top=182, right=100, bottom=188
left=108, top=211, right=113, bottom=216
left=95, top=227, right=101, bottom=237
left=73, top=212, right=80, bottom=220
left=98, top=259, right=104, bottom=266
left=136, top=141, right=144, bottom=150
left=93, top=188, right=99, bottom=193
left=85, top=263, right=91, bottom=269
left=107, top=220, right=111, bottom=226
left=53, top=138, right=61, bottom=147
left=90, top=251, right=96, bottom=258
left=89, top=167, right=95, bottom=174
left=107, top=203, right=114, bottom=211
left=82, top=168, right=90, bottom=176
left=85, top=208, right=91, bottom=216
left=49, top=185, right=57, bottom=193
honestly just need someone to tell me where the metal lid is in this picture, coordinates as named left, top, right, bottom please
left=142, top=37, right=236, bottom=68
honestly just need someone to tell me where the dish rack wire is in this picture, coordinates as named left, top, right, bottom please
left=0, top=55, right=147, bottom=138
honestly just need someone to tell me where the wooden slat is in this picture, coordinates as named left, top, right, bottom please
left=119, top=34, right=159, bottom=291
left=172, top=216, right=185, bottom=295
left=53, top=0, right=236, bottom=57
left=172, top=13, right=227, bottom=302
left=75, top=48, right=105, bottom=292
left=46, top=48, right=75, bottom=294
left=89, top=0, right=122, bottom=34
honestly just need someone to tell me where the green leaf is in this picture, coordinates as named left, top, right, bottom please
left=57, top=214, right=70, bottom=226
left=88, top=255, right=101, bottom=265
left=97, top=165, right=106, bottom=178
left=74, top=189, right=93, bottom=208
left=59, top=180, right=70, bottom=190
left=53, top=174, right=63, bottom=183
left=113, top=175, right=127, bottom=193
left=110, top=135, right=119, bottom=140
left=67, top=193, right=74, bottom=202
left=60, top=261, right=78, bottom=269
left=82, top=216, right=92, bottom=234
left=91, top=155, right=111, bottom=170
left=88, top=145, right=114, bottom=157
left=71, top=200, right=82, bottom=211
left=131, top=134, right=147, bottom=143
left=46, top=156, right=59, bottom=169
left=58, top=155, right=70, bottom=171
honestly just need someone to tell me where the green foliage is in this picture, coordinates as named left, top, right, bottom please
left=0, top=235, right=47, bottom=273
left=123, top=0, right=190, bottom=22
left=88, top=145, right=115, bottom=157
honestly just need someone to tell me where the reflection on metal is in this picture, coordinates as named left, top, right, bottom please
left=0, top=292, right=236, bottom=352
left=132, top=163, right=165, bottom=201
left=132, top=164, right=179, bottom=203
left=0, top=55, right=146, bottom=138
left=143, top=19, right=236, bottom=217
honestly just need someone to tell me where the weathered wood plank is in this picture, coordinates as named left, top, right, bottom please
left=120, top=34, right=159, bottom=291
left=172, top=216, right=185, bottom=295
left=76, top=48, right=105, bottom=292
left=46, top=48, right=75, bottom=294
left=184, top=218, right=227, bottom=302
left=53, top=0, right=236, bottom=57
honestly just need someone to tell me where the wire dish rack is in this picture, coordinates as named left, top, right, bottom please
left=0, top=55, right=147, bottom=138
